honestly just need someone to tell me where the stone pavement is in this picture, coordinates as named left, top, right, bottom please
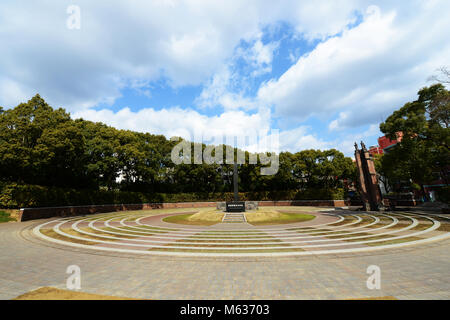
left=0, top=218, right=449, bottom=300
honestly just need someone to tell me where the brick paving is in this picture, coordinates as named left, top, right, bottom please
left=0, top=216, right=449, bottom=300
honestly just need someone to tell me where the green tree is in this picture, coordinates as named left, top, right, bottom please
left=0, top=94, right=74, bottom=185
left=1, top=94, right=358, bottom=199
left=380, top=84, right=450, bottom=198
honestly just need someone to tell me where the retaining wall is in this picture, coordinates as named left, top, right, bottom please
left=18, top=200, right=347, bottom=221
left=258, top=200, right=347, bottom=207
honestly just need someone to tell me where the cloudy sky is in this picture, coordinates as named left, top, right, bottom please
left=1, top=0, right=449, bottom=155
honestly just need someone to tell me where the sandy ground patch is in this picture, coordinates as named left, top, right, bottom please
left=14, top=287, right=139, bottom=300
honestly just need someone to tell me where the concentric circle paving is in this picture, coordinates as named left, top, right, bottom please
left=33, top=209, right=450, bottom=257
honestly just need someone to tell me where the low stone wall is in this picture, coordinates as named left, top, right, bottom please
left=19, top=200, right=346, bottom=221
left=259, top=200, right=347, bottom=207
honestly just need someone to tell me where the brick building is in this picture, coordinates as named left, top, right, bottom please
left=370, top=132, right=448, bottom=201
left=368, top=132, right=403, bottom=156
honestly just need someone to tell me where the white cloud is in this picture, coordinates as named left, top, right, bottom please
left=2, top=0, right=449, bottom=159
left=0, top=77, right=33, bottom=108
left=244, top=37, right=279, bottom=77
left=0, top=0, right=361, bottom=110
left=257, top=2, right=450, bottom=128
left=196, top=32, right=280, bottom=111
left=289, top=0, right=361, bottom=40
left=278, top=127, right=331, bottom=152
left=195, top=65, right=260, bottom=111
left=329, top=112, right=350, bottom=131
left=72, top=106, right=272, bottom=145
left=73, top=106, right=366, bottom=155
left=335, top=124, right=381, bottom=156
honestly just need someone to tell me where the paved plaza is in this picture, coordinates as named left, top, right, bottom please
left=1, top=209, right=449, bottom=300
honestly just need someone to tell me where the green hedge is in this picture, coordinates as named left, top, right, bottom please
left=436, top=186, right=450, bottom=204
left=0, top=182, right=345, bottom=209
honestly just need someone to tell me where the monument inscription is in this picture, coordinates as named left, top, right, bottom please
left=226, top=201, right=245, bottom=212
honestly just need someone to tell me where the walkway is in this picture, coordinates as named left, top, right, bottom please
left=0, top=209, right=449, bottom=299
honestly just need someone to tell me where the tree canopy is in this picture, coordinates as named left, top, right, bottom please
left=0, top=95, right=355, bottom=195
left=379, top=83, right=450, bottom=194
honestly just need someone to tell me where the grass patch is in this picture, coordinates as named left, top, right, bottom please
left=262, top=206, right=330, bottom=212
left=148, top=247, right=305, bottom=253
left=87, top=227, right=138, bottom=239
left=165, top=243, right=291, bottom=248
left=363, top=218, right=394, bottom=228
left=0, top=210, right=16, bottom=223
left=40, top=229, right=97, bottom=245
left=410, top=223, right=434, bottom=231
left=128, top=225, right=178, bottom=232
left=331, top=217, right=358, bottom=226
left=41, top=227, right=141, bottom=243
left=109, top=226, right=168, bottom=234
left=385, top=218, right=434, bottom=231
left=366, top=236, right=423, bottom=246
left=246, top=211, right=315, bottom=226
left=437, top=223, right=450, bottom=232
left=187, top=235, right=272, bottom=239
left=113, top=208, right=199, bottom=216
left=175, top=238, right=282, bottom=243
left=341, top=234, right=393, bottom=242
left=286, top=227, right=315, bottom=230
left=202, top=230, right=264, bottom=234
left=382, top=223, right=413, bottom=230
left=325, top=232, right=375, bottom=240
left=349, top=217, right=376, bottom=228
left=77, top=208, right=199, bottom=221
left=187, top=232, right=278, bottom=239
left=162, top=211, right=224, bottom=226
left=197, top=231, right=266, bottom=236
left=294, top=228, right=338, bottom=234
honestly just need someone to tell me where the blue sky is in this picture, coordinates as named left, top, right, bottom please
left=1, top=1, right=449, bottom=156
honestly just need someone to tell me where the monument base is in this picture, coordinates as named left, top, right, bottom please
left=226, top=201, right=246, bottom=212
left=217, top=201, right=258, bottom=211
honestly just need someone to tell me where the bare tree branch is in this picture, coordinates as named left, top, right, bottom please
left=428, top=66, right=450, bottom=84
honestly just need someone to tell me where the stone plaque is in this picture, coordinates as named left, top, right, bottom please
left=226, top=201, right=246, bottom=212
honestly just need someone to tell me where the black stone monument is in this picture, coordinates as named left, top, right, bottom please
left=226, top=162, right=245, bottom=212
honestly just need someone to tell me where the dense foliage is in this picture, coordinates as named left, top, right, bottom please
left=0, top=95, right=355, bottom=207
left=379, top=84, right=450, bottom=198
left=0, top=182, right=345, bottom=208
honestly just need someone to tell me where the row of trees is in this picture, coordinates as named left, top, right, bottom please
left=0, top=95, right=356, bottom=195
left=1, top=79, right=447, bottom=203
left=377, top=79, right=449, bottom=198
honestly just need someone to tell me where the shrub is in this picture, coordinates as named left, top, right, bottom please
left=436, top=186, right=450, bottom=204
left=0, top=210, right=15, bottom=223
left=0, top=182, right=346, bottom=209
